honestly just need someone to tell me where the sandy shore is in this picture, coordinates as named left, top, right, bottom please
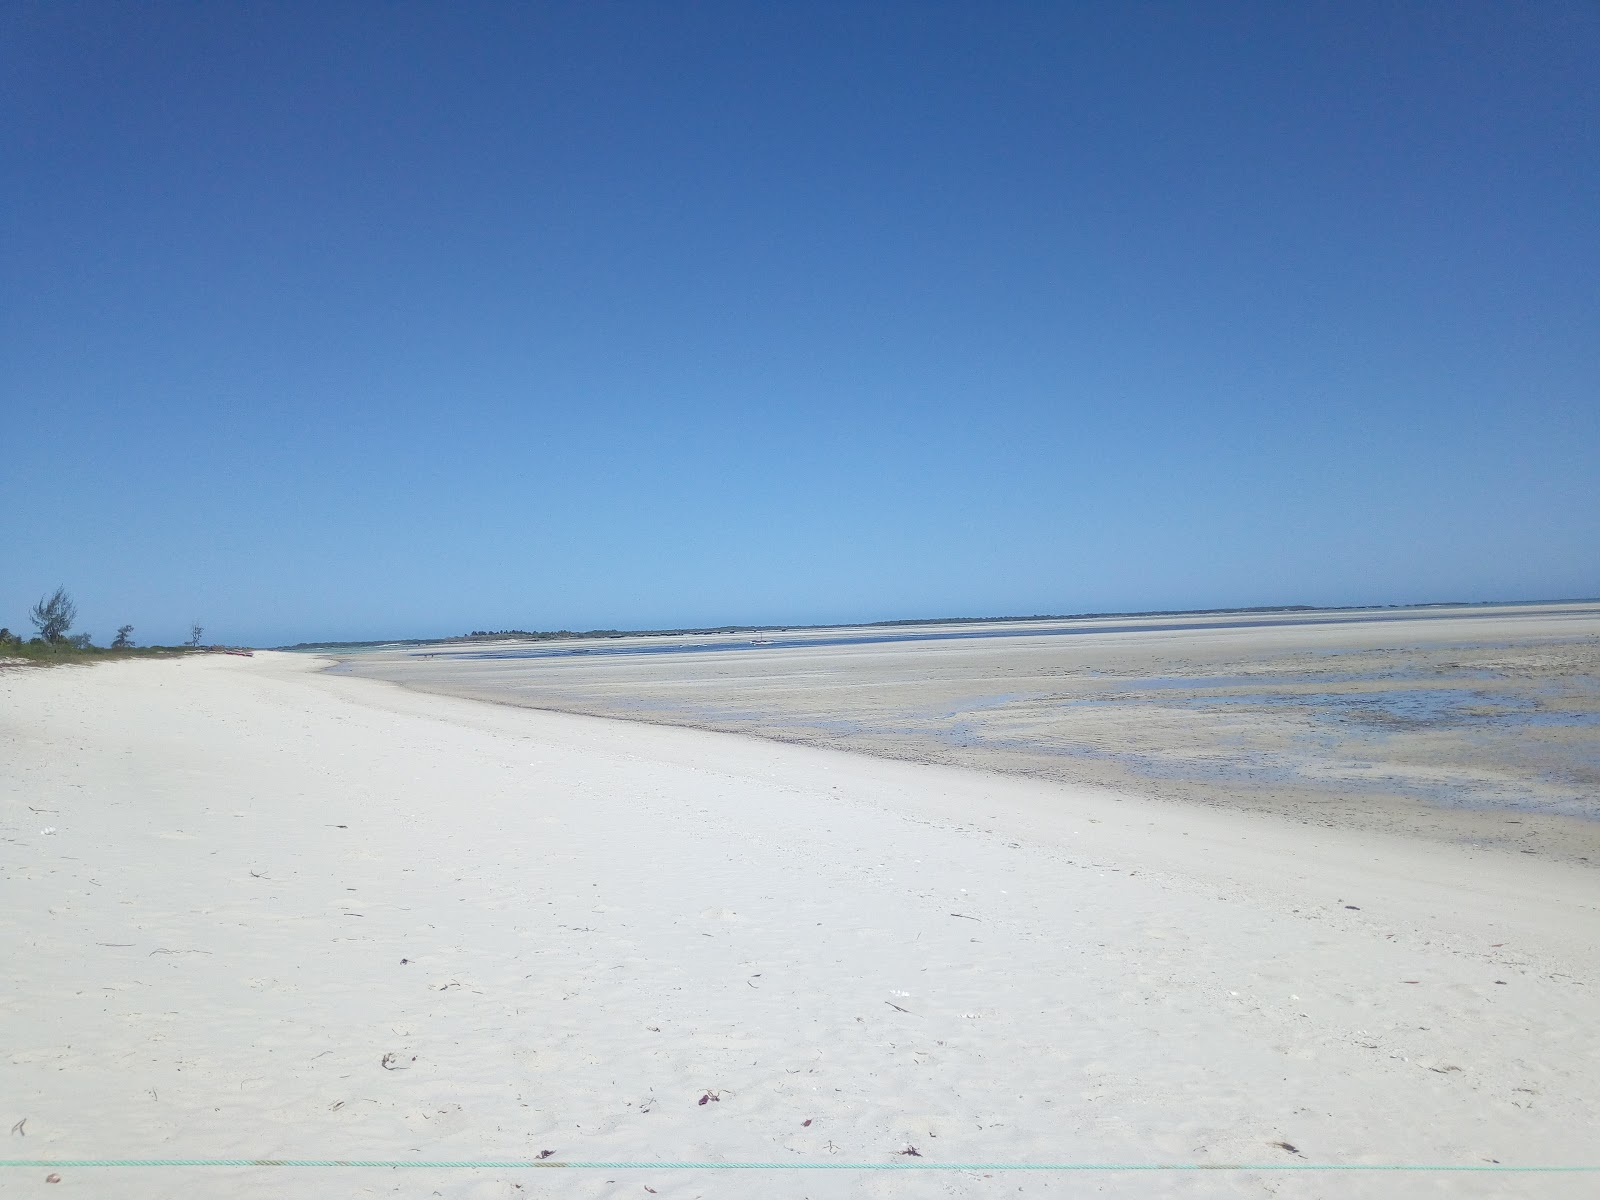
left=4, top=653, right=1599, bottom=1197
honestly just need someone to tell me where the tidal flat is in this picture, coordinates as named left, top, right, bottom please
left=342, top=602, right=1600, bottom=863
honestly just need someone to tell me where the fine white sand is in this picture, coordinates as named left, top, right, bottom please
left=4, top=652, right=1599, bottom=1198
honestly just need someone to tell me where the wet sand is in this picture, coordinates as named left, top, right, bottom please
left=341, top=602, right=1600, bottom=865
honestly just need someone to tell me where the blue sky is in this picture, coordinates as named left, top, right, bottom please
left=4, top=2, right=1596, bottom=646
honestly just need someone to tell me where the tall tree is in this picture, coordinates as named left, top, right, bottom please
left=29, top=588, right=76, bottom=643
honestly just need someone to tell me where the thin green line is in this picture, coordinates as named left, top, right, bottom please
left=2, top=1160, right=1597, bottom=1172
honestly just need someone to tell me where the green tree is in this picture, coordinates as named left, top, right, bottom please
left=29, top=587, right=77, bottom=643
left=112, top=625, right=134, bottom=648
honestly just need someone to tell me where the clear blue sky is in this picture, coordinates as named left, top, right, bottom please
left=4, top=2, right=1597, bottom=646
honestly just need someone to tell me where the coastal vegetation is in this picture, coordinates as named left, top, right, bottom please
left=1, top=588, right=224, bottom=665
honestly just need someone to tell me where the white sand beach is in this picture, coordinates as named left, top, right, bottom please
left=4, top=652, right=1599, bottom=1198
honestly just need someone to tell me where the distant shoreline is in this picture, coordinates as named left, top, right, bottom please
left=276, top=595, right=1600, bottom=652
